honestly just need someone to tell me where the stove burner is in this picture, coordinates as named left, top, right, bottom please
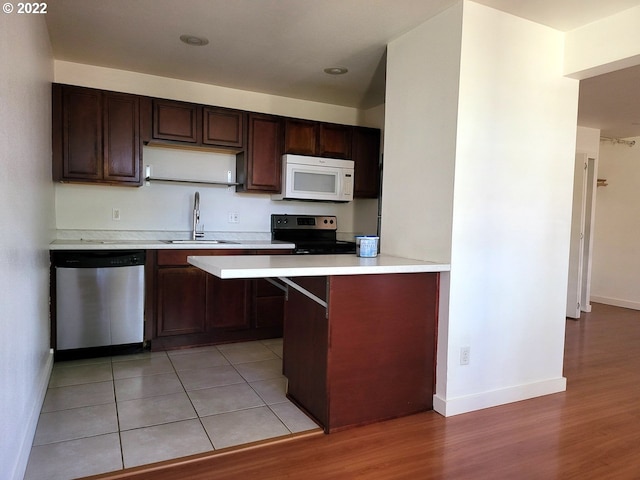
left=271, top=214, right=356, bottom=255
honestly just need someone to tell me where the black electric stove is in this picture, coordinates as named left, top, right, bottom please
left=271, top=214, right=356, bottom=255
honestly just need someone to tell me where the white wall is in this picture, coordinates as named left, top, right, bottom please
left=590, top=136, right=640, bottom=309
left=384, top=1, right=577, bottom=416
left=443, top=2, right=577, bottom=414
left=381, top=3, right=461, bottom=263
left=55, top=150, right=368, bottom=236
left=55, top=61, right=365, bottom=126
left=53, top=62, right=382, bottom=238
left=564, top=5, right=640, bottom=79
left=0, top=14, right=54, bottom=480
left=576, top=126, right=601, bottom=156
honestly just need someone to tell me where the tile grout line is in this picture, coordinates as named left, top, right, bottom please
left=110, top=356, right=126, bottom=472
left=167, top=347, right=218, bottom=453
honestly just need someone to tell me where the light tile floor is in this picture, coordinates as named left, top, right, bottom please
left=24, top=338, right=320, bottom=480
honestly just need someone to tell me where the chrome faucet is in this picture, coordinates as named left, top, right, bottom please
left=192, top=191, right=204, bottom=240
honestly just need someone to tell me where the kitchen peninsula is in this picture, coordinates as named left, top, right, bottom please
left=188, top=254, right=450, bottom=433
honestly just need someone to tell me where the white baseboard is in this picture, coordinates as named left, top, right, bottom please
left=432, top=376, right=567, bottom=417
left=12, top=350, right=54, bottom=480
left=591, top=296, right=640, bottom=311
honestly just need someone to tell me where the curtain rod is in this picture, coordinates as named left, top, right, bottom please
left=600, top=136, right=636, bottom=147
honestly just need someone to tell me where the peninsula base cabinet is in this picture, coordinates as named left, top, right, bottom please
left=147, top=250, right=286, bottom=351
left=283, top=272, right=438, bottom=433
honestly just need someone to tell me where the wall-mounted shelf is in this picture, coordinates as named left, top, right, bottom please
left=144, top=176, right=241, bottom=187
left=144, top=165, right=241, bottom=187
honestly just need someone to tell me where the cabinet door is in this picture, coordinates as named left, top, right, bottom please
left=156, top=267, right=207, bottom=336
left=103, top=92, right=141, bottom=183
left=203, top=107, right=244, bottom=148
left=52, top=84, right=142, bottom=186
left=319, top=123, right=352, bottom=159
left=352, top=127, right=381, bottom=198
left=153, top=99, right=199, bottom=143
left=58, top=85, right=102, bottom=181
left=252, top=279, right=285, bottom=329
left=284, top=118, right=317, bottom=155
left=207, top=276, right=250, bottom=330
left=237, top=113, right=283, bottom=193
left=283, top=276, right=329, bottom=426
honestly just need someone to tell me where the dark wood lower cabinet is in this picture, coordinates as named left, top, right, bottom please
left=282, top=277, right=329, bottom=426
left=284, top=273, right=438, bottom=433
left=148, top=249, right=287, bottom=351
left=156, top=267, right=207, bottom=337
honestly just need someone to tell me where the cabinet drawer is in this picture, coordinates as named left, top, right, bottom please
left=157, top=249, right=248, bottom=266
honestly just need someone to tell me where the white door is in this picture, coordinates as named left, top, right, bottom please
left=566, top=153, right=588, bottom=319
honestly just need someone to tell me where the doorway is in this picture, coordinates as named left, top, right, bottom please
left=566, top=153, right=597, bottom=319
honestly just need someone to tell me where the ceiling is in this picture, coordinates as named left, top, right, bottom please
left=45, top=0, right=640, bottom=137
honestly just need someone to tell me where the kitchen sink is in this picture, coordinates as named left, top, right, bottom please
left=163, top=239, right=238, bottom=244
left=79, top=240, right=143, bottom=244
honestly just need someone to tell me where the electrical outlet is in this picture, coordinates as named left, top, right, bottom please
left=112, top=208, right=121, bottom=221
left=460, top=346, right=470, bottom=365
left=228, top=212, right=239, bottom=223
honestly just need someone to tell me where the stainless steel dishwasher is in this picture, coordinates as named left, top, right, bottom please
left=53, top=250, right=145, bottom=357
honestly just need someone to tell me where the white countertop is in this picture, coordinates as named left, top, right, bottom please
left=49, top=239, right=294, bottom=251
left=187, top=254, right=450, bottom=278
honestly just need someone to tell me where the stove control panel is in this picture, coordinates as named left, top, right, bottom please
left=271, top=214, right=337, bottom=231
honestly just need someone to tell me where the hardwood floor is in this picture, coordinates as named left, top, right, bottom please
left=89, top=303, right=640, bottom=479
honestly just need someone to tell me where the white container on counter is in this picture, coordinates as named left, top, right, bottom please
left=356, top=236, right=379, bottom=258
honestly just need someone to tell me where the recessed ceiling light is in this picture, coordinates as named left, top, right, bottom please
left=180, top=34, right=209, bottom=47
left=324, top=67, right=348, bottom=75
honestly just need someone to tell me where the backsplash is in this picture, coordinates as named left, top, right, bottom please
left=54, top=146, right=378, bottom=238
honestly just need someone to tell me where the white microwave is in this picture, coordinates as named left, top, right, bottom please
left=272, top=154, right=354, bottom=202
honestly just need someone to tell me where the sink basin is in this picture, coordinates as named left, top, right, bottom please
left=163, top=240, right=238, bottom=244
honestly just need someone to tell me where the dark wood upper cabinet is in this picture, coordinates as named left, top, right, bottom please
left=52, top=84, right=142, bottom=186
left=53, top=84, right=380, bottom=195
left=203, top=106, right=245, bottom=148
left=58, top=86, right=102, bottom=181
left=284, top=119, right=352, bottom=159
left=352, top=127, right=381, bottom=198
left=284, top=118, right=317, bottom=156
left=236, top=113, right=283, bottom=193
left=319, top=123, right=352, bottom=159
left=151, top=99, right=245, bottom=149
left=103, top=93, right=141, bottom=182
left=153, top=99, right=199, bottom=143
